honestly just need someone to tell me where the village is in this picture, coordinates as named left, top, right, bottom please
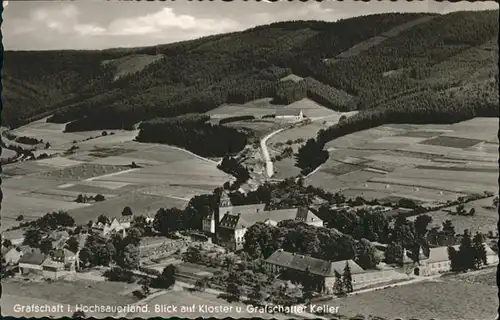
left=2, top=172, right=498, bottom=319
left=1, top=5, right=499, bottom=319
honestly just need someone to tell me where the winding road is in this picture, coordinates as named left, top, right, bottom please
left=260, top=128, right=286, bottom=178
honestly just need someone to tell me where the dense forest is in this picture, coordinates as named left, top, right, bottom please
left=2, top=11, right=498, bottom=165
left=135, top=114, right=247, bottom=157
left=3, top=12, right=437, bottom=129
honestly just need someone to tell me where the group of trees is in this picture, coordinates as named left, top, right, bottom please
left=153, top=192, right=220, bottom=234
left=136, top=115, right=247, bottom=157
left=243, top=220, right=358, bottom=263
left=448, top=230, right=488, bottom=272
left=217, top=156, right=251, bottom=184
left=79, top=230, right=141, bottom=269
left=22, top=211, right=76, bottom=250
left=75, top=194, right=105, bottom=203
left=333, top=262, right=354, bottom=297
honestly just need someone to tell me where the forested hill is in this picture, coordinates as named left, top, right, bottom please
left=1, top=10, right=498, bottom=131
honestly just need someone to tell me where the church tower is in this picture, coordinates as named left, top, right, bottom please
left=219, top=190, right=232, bottom=208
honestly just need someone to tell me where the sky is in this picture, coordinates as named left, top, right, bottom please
left=1, top=0, right=498, bottom=50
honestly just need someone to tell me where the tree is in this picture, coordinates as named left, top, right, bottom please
left=194, top=277, right=209, bottom=292
left=76, top=194, right=85, bottom=203
left=456, top=204, right=466, bottom=215
left=122, top=206, right=133, bottom=216
left=414, top=215, right=432, bottom=238
left=355, top=239, right=380, bottom=270
left=23, top=228, right=43, bottom=248
left=131, top=215, right=150, bottom=235
left=472, top=232, right=487, bottom=268
left=442, top=220, right=455, bottom=237
left=334, top=270, right=345, bottom=296
left=94, top=194, right=106, bottom=202
left=385, top=242, right=404, bottom=265
left=153, top=264, right=176, bottom=289
left=448, top=246, right=460, bottom=271
left=184, top=246, right=202, bottom=264
left=493, top=196, right=499, bottom=208
left=96, top=215, right=109, bottom=225
left=66, top=236, right=80, bottom=253
left=16, top=215, right=24, bottom=221
left=2, top=239, right=12, bottom=248
left=120, top=244, right=140, bottom=269
left=342, top=261, right=353, bottom=293
left=457, top=229, right=475, bottom=271
left=124, top=228, right=142, bottom=246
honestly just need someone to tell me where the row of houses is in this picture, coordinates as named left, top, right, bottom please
left=202, top=191, right=324, bottom=250
left=90, top=215, right=154, bottom=237
left=264, top=242, right=499, bottom=294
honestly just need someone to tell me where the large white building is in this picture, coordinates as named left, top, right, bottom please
left=405, top=243, right=498, bottom=276
left=275, top=109, right=304, bottom=122
left=203, top=191, right=324, bottom=250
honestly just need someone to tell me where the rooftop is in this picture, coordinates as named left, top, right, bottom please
left=218, top=207, right=322, bottom=229
left=18, top=249, right=46, bottom=265
left=266, top=249, right=365, bottom=277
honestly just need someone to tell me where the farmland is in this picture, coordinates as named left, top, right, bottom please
left=331, top=279, right=497, bottom=319
left=1, top=118, right=230, bottom=233
left=306, top=118, right=498, bottom=207
left=407, top=197, right=498, bottom=235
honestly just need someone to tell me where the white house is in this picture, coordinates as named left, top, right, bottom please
left=275, top=109, right=304, bottom=122
left=92, top=217, right=132, bottom=237
left=408, top=243, right=498, bottom=276
left=1, top=246, right=23, bottom=265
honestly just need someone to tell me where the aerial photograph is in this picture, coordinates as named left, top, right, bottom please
left=0, top=0, right=498, bottom=319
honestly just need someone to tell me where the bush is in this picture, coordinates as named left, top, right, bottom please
left=219, top=115, right=255, bottom=124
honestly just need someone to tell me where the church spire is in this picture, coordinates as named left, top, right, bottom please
left=220, top=190, right=232, bottom=207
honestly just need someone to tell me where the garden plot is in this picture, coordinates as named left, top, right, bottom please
left=68, top=192, right=188, bottom=224
left=396, top=143, right=465, bottom=157
left=1, top=176, right=65, bottom=193
left=331, top=280, right=496, bottom=320
left=362, top=153, right=434, bottom=168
